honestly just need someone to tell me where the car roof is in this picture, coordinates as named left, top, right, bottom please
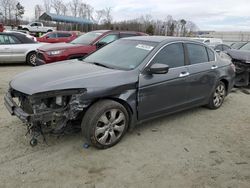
left=121, top=36, right=203, bottom=43
left=0, top=32, right=35, bottom=43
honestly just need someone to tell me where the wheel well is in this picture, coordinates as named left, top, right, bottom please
left=220, top=79, right=229, bottom=93
left=26, top=51, right=36, bottom=59
left=47, top=30, right=52, bottom=32
left=84, top=98, right=134, bottom=128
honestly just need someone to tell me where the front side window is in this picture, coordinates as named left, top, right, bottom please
left=152, top=43, right=185, bottom=68
left=187, top=43, right=209, bottom=64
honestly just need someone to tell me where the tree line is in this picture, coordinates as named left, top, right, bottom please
left=0, top=0, right=24, bottom=25
left=0, top=0, right=198, bottom=36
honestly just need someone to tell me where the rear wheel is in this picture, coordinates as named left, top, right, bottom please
left=81, top=100, right=129, bottom=149
left=207, top=81, right=226, bottom=109
left=26, top=52, right=37, bottom=66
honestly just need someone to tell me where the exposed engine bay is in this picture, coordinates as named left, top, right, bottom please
left=5, top=88, right=89, bottom=146
left=226, top=49, right=250, bottom=86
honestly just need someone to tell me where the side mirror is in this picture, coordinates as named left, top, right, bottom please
left=215, top=49, right=221, bottom=53
left=148, top=63, right=169, bottom=74
left=96, top=41, right=107, bottom=49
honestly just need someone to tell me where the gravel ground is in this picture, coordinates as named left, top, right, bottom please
left=0, top=65, right=250, bottom=188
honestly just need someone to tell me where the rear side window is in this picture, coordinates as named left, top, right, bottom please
left=9, top=36, right=21, bottom=44
left=47, top=33, right=57, bottom=38
left=152, top=43, right=185, bottom=68
left=57, top=33, right=72, bottom=38
left=207, top=48, right=215, bottom=61
left=186, top=43, right=209, bottom=64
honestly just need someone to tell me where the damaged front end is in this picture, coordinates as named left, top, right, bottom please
left=226, top=50, right=250, bottom=86
left=4, top=88, right=89, bottom=146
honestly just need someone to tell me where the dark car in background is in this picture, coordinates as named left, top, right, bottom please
left=36, top=31, right=78, bottom=43
left=231, top=42, right=248, bottom=49
left=4, top=37, right=235, bottom=148
left=36, top=30, right=147, bottom=65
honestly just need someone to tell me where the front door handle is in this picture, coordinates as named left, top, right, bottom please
left=211, top=65, right=218, bottom=70
left=179, top=72, right=190, bottom=78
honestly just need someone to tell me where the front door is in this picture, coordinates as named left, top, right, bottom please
left=138, top=42, right=190, bottom=120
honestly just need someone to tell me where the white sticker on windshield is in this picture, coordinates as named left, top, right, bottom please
left=136, top=44, right=154, bottom=51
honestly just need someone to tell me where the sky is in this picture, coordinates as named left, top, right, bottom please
left=20, top=0, right=250, bottom=31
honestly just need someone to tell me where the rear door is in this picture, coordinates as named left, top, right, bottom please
left=138, top=42, right=190, bottom=120
left=184, top=43, right=218, bottom=104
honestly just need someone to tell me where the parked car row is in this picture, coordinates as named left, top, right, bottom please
left=36, top=30, right=147, bottom=64
left=4, top=34, right=235, bottom=148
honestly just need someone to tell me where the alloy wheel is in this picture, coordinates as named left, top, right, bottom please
left=95, top=109, right=126, bottom=146
left=213, top=84, right=226, bottom=107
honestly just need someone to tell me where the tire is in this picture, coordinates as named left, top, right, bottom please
left=26, top=52, right=37, bottom=66
left=47, top=30, right=52, bottom=32
left=207, top=81, right=226, bottom=109
left=81, top=100, right=129, bottom=149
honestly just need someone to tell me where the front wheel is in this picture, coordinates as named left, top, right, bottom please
left=26, top=52, right=37, bottom=66
left=81, top=100, right=129, bottom=149
left=207, top=81, right=226, bottom=109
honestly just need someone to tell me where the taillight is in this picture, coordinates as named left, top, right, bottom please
left=230, top=63, right=236, bottom=72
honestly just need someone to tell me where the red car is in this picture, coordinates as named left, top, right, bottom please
left=36, top=31, right=78, bottom=43
left=36, top=30, right=147, bottom=65
left=0, top=23, right=5, bottom=32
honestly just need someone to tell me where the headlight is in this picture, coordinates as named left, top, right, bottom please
left=46, top=50, right=64, bottom=56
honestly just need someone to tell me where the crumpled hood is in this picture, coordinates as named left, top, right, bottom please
left=227, top=49, right=250, bottom=62
left=38, top=42, right=86, bottom=51
left=10, top=60, right=138, bottom=95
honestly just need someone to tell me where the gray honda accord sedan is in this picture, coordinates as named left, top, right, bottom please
left=4, top=36, right=235, bottom=148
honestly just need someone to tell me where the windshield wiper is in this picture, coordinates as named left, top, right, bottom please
left=87, top=62, right=114, bottom=69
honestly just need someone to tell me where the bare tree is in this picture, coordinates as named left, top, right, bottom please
left=70, top=0, right=81, bottom=17
left=61, top=3, right=67, bottom=16
left=35, top=4, right=43, bottom=20
left=0, top=0, right=10, bottom=23
left=43, top=0, right=51, bottom=13
left=102, top=7, right=112, bottom=25
left=51, top=0, right=63, bottom=15
left=94, top=10, right=105, bottom=24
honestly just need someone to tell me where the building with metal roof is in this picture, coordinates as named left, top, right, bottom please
left=39, top=12, right=93, bottom=25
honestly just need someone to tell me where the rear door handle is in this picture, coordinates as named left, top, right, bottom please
left=211, top=65, right=218, bottom=70
left=179, top=72, right=190, bottom=78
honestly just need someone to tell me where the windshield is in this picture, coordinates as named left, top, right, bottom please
left=84, top=39, right=158, bottom=70
left=239, top=42, right=250, bottom=51
left=231, top=42, right=247, bottom=49
left=70, top=31, right=103, bottom=45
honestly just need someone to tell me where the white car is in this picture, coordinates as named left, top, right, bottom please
left=0, top=32, right=46, bottom=65
left=193, top=37, right=223, bottom=45
left=18, top=22, right=56, bottom=33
